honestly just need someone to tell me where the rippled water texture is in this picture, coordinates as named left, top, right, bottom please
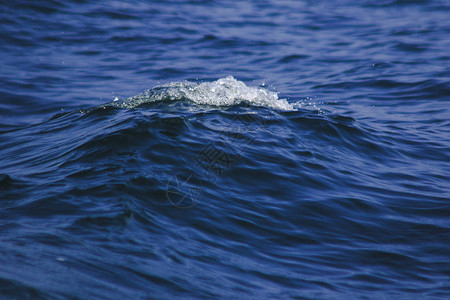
left=1, top=0, right=449, bottom=298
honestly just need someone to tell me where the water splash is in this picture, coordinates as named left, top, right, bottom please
left=101, top=76, right=296, bottom=111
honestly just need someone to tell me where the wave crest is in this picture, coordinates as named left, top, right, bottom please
left=104, top=76, right=295, bottom=110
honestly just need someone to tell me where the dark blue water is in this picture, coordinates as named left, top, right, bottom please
left=1, top=0, right=449, bottom=298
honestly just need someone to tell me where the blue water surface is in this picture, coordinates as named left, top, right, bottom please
left=0, top=0, right=449, bottom=298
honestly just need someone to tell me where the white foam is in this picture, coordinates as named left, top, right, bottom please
left=107, top=76, right=296, bottom=111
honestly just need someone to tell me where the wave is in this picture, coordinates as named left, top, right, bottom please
left=95, top=76, right=296, bottom=111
